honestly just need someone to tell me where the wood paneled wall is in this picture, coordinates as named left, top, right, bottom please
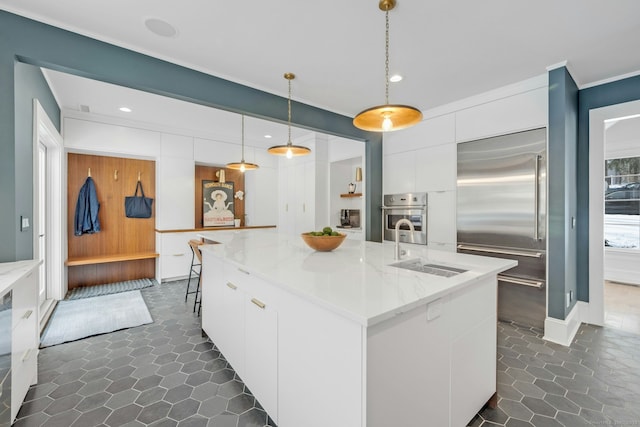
left=67, top=153, right=156, bottom=288
left=195, top=165, right=245, bottom=228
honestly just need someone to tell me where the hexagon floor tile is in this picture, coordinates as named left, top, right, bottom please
left=14, top=280, right=640, bottom=427
left=15, top=280, right=275, bottom=427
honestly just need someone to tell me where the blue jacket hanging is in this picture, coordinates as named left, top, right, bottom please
left=74, top=177, right=101, bottom=236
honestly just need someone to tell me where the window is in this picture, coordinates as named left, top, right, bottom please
left=604, top=157, right=640, bottom=248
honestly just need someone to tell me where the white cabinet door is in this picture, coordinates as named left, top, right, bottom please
left=201, top=253, right=224, bottom=349
left=156, top=157, right=195, bottom=230
left=455, top=87, right=547, bottom=142
left=383, top=151, right=415, bottom=194
left=415, top=144, right=457, bottom=192
left=218, top=276, right=246, bottom=378
left=11, top=267, right=39, bottom=424
left=244, top=291, right=278, bottom=422
left=427, top=191, right=456, bottom=246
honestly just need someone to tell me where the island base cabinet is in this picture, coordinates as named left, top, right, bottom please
left=244, top=293, right=278, bottom=422
left=366, top=276, right=497, bottom=427
left=366, top=297, right=451, bottom=427
left=449, top=277, right=497, bottom=427
left=278, top=295, right=363, bottom=427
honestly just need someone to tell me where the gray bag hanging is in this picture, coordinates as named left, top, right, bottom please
left=125, top=181, right=153, bottom=218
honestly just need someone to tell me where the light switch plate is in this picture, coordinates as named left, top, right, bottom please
left=20, top=216, right=30, bottom=231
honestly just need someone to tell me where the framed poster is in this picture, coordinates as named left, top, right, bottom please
left=203, top=180, right=235, bottom=227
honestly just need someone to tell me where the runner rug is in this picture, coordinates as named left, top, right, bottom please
left=40, top=290, right=153, bottom=347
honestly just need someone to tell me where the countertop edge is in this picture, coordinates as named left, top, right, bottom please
left=0, top=259, right=42, bottom=295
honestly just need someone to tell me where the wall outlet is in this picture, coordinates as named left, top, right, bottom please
left=20, top=216, right=30, bottom=231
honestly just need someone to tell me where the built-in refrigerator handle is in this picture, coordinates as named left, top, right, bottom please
left=534, top=154, right=541, bottom=241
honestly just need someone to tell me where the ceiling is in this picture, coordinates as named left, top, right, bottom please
left=3, top=0, right=640, bottom=134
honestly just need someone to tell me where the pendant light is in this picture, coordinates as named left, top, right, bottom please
left=227, top=115, right=259, bottom=172
left=353, top=0, right=422, bottom=132
left=268, top=73, right=311, bottom=158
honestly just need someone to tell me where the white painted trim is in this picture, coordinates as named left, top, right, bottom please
left=421, top=74, right=548, bottom=120
left=33, top=100, right=66, bottom=306
left=588, top=99, right=640, bottom=327
left=546, top=61, right=568, bottom=71
left=580, top=69, right=640, bottom=90
left=543, top=304, right=582, bottom=346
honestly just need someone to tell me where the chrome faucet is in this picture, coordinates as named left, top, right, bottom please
left=395, top=218, right=415, bottom=260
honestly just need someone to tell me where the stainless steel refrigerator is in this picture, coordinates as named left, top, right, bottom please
left=456, top=128, right=547, bottom=329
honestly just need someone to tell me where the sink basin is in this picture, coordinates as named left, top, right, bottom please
left=389, top=259, right=468, bottom=278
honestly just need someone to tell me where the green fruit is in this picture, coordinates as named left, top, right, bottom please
left=331, top=231, right=339, bottom=236
left=322, top=226, right=333, bottom=234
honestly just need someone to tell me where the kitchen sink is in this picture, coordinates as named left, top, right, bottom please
left=389, top=259, right=468, bottom=278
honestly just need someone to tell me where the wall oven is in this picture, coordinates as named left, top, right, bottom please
left=382, top=193, right=427, bottom=244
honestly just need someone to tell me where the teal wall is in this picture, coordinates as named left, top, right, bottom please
left=576, top=74, right=640, bottom=302
left=547, top=67, right=578, bottom=319
left=13, top=63, right=61, bottom=260
left=0, top=10, right=383, bottom=262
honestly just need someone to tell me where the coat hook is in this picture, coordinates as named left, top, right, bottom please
left=114, top=169, right=118, bottom=181
left=137, top=171, right=141, bottom=182
left=88, top=167, right=91, bottom=177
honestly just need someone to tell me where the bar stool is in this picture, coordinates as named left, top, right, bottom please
left=185, top=239, right=203, bottom=309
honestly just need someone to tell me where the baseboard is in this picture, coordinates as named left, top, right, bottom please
left=543, top=304, right=582, bottom=346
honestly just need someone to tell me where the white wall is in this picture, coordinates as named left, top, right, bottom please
left=63, top=114, right=279, bottom=230
left=383, top=74, right=548, bottom=251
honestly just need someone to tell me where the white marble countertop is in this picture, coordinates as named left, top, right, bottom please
left=198, top=229, right=516, bottom=326
left=0, top=260, right=41, bottom=295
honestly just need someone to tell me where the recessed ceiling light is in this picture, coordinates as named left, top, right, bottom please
left=264, top=135, right=272, bottom=139
left=390, top=74, right=403, bottom=83
left=119, top=107, right=132, bottom=113
left=144, top=18, right=178, bottom=38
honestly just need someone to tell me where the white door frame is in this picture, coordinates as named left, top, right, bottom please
left=587, top=99, right=640, bottom=326
left=33, top=100, right=65, bottom=314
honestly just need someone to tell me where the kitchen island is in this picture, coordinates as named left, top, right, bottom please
left=199, top=229, right=516, bottom=427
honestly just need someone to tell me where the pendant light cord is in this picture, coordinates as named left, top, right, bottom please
left=241, top=115, right=245, bottom=162
left=385, top=9, right=390, bottom=105
left=287, top=78, right=292, bottom=146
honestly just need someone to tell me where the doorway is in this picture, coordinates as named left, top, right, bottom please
left=588, top=99, right=640, bottom=332
left=33, top=100, right=64, bottom=330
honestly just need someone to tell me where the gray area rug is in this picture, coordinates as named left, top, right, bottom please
left=65, top=278, right=156, bottom=300
left=40, top=290, right=153, bottom=348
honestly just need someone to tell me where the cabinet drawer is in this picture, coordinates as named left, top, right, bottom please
left=11, top=343, right=38, bottom=422
left=160, top=232, right=199, bottom=255
left=11, top=271, right=37, bottom=328
left=160, top=254, right=194, bottom=280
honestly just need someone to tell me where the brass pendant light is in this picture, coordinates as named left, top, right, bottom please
left=268, top=73, right=311, bottom=158
left=227, top=115, right=259, bottom=172
left=353, top=0, right=422, bottom=132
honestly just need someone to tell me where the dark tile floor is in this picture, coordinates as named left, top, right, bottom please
left=469, top=321, right=640, bottom=426
left=14, top=280, right=640, bottom=427
left=15, top=280, right=275, bottom=427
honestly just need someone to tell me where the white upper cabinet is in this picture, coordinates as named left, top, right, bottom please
left=455, top=87, right=548, bottom=143
left=63, top=117, right=161, bottom=157
left=415, top=144, right=457, bottom=192
left=383, top=113, right=455, bottom=155
left=157, top=134, right=195, bottom=230
left=383, top=150, right=416, bottom=194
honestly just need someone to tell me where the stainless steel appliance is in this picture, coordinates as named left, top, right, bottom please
left=0, top=289, right=12, bottom=426
left=457, top=128, right=547, bottom=329
left=339, top=209, right=361, bottom=229
left=382, top=193, right=427, bottom=244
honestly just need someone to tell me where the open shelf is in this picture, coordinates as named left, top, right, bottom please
left=340, top=193, right=362, bottom=198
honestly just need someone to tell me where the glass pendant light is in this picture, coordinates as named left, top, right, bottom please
left=268, top=73, right=311, bottom=158
left=227, top=115, right=259, bottom=171
left=353, top=0, right=422, bottom=132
